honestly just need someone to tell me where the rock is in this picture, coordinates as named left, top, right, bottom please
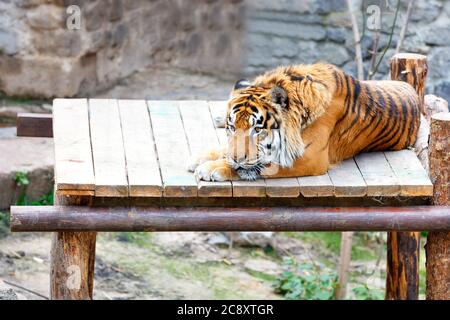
left=84, top=1, right=106, bottom=31
left=231, top=232, right=274, bottom=248
left=297, top=40, right=320, bottom=64
left=0, top=288, right=18, bottom=300
left=248, top=20, right=326, bottom=41
left=410, top=0, right=442, bottom=24
left=327, top=27, right=348, bottom=43
left=26, top=5, right=64, bottom=30
left=318, top=42, right=350, bottom=66
left=428, top=47, right=450, bottom=80
left=33, top=30, right=82, bottom=57
left=0, top=30, right=19, bottom=55
left=314, top=0, right=347, bottom=14
left=108, top=0, right=124, bottom=21
left=420, top=26, right=450, bottom=46
left=434, top=81, right=450, bottom=105
left=207, top=233, right=230, bottom=247
left=244, top=259, right=281, bottom=276
left=272, top=37, right=298, bottom=58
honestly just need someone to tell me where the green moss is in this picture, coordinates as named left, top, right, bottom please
left=246, top=269, right=278, bottom=282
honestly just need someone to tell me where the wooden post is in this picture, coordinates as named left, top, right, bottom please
left=386, top=53, right=428, bottom=300
left=426, top=112, right=450, bottom=300
left=50, top=193, right=96, bottom=300
left=335, top=232, right=353, bottom=299
left=390, top=53, right=428, bottom=114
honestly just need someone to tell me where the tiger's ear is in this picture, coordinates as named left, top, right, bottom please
left=233, top=79, right=251, bottom=90
left=270, top=86, right=288, bottom=109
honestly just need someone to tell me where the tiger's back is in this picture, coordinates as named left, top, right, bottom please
left=327, top=71, right=421, bottom=164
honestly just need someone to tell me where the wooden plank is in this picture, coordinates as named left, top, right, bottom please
left=216, top=128, right=228, bottom=147
left=384, top=150, right=433, bottom=196
left=17, top=113, right=53, bottom=138
left=53, top=99, right=95, bottom=191
left=266, top=178, right=300, bottom=197
left=328, top=158, right=367, bottom=197
left=180, top=101, right=232, bottom=197
left=89, top=99, right=128, bottom=197
left=209, top=100, right=227, bottom=128
left=354, top=152, right=400, bottom=196
left=232, top=179, right=266, bottom=197
left=298, top=174, right=334, bottom=197
left=148, top=101, right=197, bottom=197
left=118, top=100, right=162, bottom=197
left=55, top=189, right=95, bottom=197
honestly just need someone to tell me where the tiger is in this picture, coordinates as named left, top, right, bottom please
left=188, top=63, right=421, bottom=182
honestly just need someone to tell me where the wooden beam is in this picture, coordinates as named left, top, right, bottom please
left=10, top=206, right=450, bottom=232
left=16, top=113, right=53, bottom=138
left=386, top=53, right=428, bottom=300
left=426, top=112, right=450, bottom=300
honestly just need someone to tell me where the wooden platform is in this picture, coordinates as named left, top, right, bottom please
left=53, top=99, right=433, bottom=202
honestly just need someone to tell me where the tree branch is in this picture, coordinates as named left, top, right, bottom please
left=346, top=0, right=364, bottom=80
left=371, top=0, right=401, bottom=78
left=395, top=0, right=416, bottom=54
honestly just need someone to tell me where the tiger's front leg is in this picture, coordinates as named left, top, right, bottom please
left=195, top=159, right=240, bottom=182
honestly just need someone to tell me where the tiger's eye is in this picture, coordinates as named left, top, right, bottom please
left=254, top=127, right=262, bottom=133
left=228, top=125, right=236, bottom=132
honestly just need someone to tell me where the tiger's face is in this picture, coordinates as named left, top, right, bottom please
left=225, top=80, right=285, bottom=180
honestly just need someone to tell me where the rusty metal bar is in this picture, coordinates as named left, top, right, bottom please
left=10, top=206, right=450, bottom=232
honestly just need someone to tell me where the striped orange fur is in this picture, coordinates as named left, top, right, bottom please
left=190, top=63, right=421, bottom=181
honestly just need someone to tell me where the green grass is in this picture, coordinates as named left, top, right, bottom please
left=419, top=239, right=427, bottom=297
left=0, top=211, right=10, bottom=238
left=284, top=232, right=379, bottom=261
left=0, top=95, right=49, bottom=106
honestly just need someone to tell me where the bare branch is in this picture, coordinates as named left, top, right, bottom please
left=395, top=0, right=416, bottom=54
left=346, top=0, right=364, bottom=80
left=368, top=29, right=381, bottom=80
left=371, top=0, right=401, bottom=79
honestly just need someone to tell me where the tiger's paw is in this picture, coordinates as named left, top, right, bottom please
left=187, top=156, right=204, bottom=173
left=187, top=149, right=227, bottom=173
left=195, top=160, right=238, bottom=182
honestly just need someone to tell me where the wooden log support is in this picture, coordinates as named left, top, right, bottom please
left=426, top=112, right=450, bottom=300
left=50, top=194, right=96, bottom=300
left=16, top=113, right=53, bottom=137
left=10, top=206, right=450, bottom=232
left=390, top=53, right=428, bottom=113
left=386, top=53, right=428, bottom=300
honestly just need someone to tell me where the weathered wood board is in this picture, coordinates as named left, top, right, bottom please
left=53, top=99, right=95, bottom=191
left=328, top=158, right=367, bottom=197
left=118, top=100, right=162, bottom=197
left=384, top=150, right=433, bottom=196
left=181, top=101, right=232, bottom=197
left=148, top=101, right=197, bottom=197
left=53, top=99, right=433, bottom=200
left=89, top=99, right=128, bottom=197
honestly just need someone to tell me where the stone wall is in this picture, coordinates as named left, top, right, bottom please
left=244, top=0, right=450, bottom=101
left=0, top=0, right=245, bottom=98
left=0, top=0, right=449, bottom=100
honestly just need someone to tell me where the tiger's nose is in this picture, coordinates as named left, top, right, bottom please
left=233, top=154, right=247, bottom=163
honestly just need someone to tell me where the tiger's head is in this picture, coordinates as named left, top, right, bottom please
left=225, top=66, right=334, bottom=180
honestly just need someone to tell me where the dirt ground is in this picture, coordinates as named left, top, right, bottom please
left=0, top=229, right=389, bottom=300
